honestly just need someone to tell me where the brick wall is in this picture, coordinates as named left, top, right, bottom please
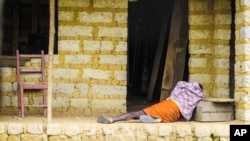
left=54, top=0, right=128, bottom=115
left=0, top=0, right=128, bottom=116
left=189, top=0, right=250, bottom=121
left=188, top=0, right=231, bottom=98
left=234, top=0, right=250, bottom=120
left=1, top=0, right=250, bottom=121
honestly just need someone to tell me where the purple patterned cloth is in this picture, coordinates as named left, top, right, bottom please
left=168, top=81, right=204, bottom=120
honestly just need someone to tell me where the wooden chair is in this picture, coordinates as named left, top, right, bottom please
left=16, top=50, right=48, bottom=118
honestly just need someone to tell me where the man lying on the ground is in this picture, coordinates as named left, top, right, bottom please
left=97, top=81, right=204, bottom=124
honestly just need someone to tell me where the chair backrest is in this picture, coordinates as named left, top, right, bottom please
left=16, top=50, right=46, bottom=85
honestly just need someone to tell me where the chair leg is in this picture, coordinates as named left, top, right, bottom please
left=20, top=88, right=24, bottom=118
left=43, top=89, right=47, bottom=117
left=17, top=90, right=21, bottom=117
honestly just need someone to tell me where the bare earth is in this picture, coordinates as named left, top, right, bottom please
left=1, top=114, right=249, bottom=126
left=0, top=115, right=97, bottom=124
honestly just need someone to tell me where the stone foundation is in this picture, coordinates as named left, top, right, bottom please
left=0, top=117, right=235, bottom=141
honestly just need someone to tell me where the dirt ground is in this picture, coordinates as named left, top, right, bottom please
left=0, top=113, right=247, bottom=124
left=0, top=114, right=97, bottom=124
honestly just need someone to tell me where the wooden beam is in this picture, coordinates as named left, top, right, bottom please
left=160, top=0, right=188, bottom=101
left=47, top=0, right=55, bottom=122
left=146, top=0, right=177, bottom=102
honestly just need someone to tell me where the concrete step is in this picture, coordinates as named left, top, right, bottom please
left=193, top=98, right=235, bottom=122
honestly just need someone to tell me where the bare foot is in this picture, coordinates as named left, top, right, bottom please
left=97, top=114, right=112, bottom=124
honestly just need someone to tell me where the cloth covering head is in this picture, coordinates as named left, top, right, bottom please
left=168, top=81, right=204, bottom=120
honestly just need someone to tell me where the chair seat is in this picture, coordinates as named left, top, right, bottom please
left=19, top=83, right=48, bottom=89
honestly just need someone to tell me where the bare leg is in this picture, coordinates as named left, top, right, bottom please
left=97, top=110, right=146, bottom=123
left=111, top=110, right=146, bottom=123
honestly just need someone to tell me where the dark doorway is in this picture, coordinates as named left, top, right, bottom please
left=127, top=0, right=189, bottom=111
left=1, top=0, right=58, bottom=55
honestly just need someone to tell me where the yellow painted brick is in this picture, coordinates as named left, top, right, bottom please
left=21, top=135, right=44, bottom=141
left=111, top=80, right=119, bottom=85
left=59, top=0, right=90, bottom=7
left=93, top=94, right=104, bottom=99
left=8, top=135, right=20, bottom=141
left=189, top=68, right=211, bottom=73
left=0, top=134, right=8, bottom=141
left=59, top=55, right=65, bottom=63
left=70, top=107, right=85, bottom=113
left=121, top=65, right=127, bottom=70
left=60, top=64, right=69, bottom=68
left=120, top=81, right=127, bottom=86
left=99, top=64, right=108, bottom=69
left=25, top=61, right=32, bottom=67
left=82, top=78, right=91, bottom=83
left=235, top=87, right=250, bottom=92
left=83, top=64, right=92, bottom=68
left=92, top=59, right=99, bottom=64
left=70, top=78, right=76, bottom=83
left=87, top=94, right=92, bottom=99
left=92, top=64, right=99, bottom=69
left=244, top=56, right=250, bottom=60
left=189, top=25, right=213, bottom=30
left=72, top=64, right=82, bottom=69
left=235, top=56, right=244, bottom=60
left=62, top=107, right=68, bottom=112
left=189, top=39, right=212, bottom=44
left=212, top=69, right=229, bottom=74
left=213, top=39, right=231, bottom=44
left=83, top=50, right=97, bottom=54
left=83, top=108, right=92, bottom=116
left=98, top=80, right=107, bottom=85
left=116, top=94, right=126, bottom=99
left=90, top=79, right=98, bottom=84
left=48, top=136, right=68, bottom=141
left=79, top=94, right=88, bottom=99
left=107, top=95, right=116, bottom=99
left=236, top=103, right=250, bottom=109
left=106, top=80, right=112, bottom=85
left=32, top=64, right=40, bottom=67
left=109, top=65, right=121, bottom=70
left=76, top=77, right=83, bottom=82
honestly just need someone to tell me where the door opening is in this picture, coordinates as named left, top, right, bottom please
left=127, top=0, right=189, bottom=111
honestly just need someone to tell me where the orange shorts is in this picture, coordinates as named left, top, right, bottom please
left=143, top=99, right=180, bottom=122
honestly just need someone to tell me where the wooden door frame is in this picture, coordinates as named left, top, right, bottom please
left=147, top=0, right=189, bottom=101
left=160, top=0, right=189, bottom=101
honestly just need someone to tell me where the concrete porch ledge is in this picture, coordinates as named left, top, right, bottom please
left=0, top=116, right=248, bottom=141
